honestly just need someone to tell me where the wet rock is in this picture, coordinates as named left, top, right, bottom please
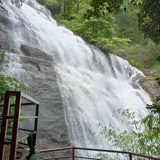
left=1, top=53, right=70, bottom=149
left=0, top=3, right=69, bottom=149
left=140, top=66, right=160, bottom=100
left=0, top=5, right=9, bottom=50
left=20, top=44, right=53, bottom=61
left=20, top=56, right=70, bottom=149
left=139, top=77, right=160, bottom=99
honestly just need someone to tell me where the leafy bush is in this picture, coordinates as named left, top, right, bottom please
left=98, top=108, right=160, bottom=157
left=0, top=74, right=27, bottom=103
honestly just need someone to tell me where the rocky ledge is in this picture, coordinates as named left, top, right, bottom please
left=140, top=68, right=160, bottom=101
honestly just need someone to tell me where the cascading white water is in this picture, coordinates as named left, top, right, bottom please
left=2, top=0, right=152, bottom=151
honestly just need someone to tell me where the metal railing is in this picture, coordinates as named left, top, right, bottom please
left=40, top=147, right=160, bottom=160
left=0, top=91, right=39, bottom=160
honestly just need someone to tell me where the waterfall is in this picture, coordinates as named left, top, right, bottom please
left=1, top=0, right=151, bottom=150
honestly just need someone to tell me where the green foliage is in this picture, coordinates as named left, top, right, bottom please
left=38, top=0, right=160, bottom=47
left=0, top=51, right=5, bottom=60
left=36, top=0, right=160, bottom=71
left=39, top=0, right=48, bottom=6
left=59, top=10, right=132, bottom=53
left=137, top=0, right=160, bottom=43
left=39, top=0, right=88, bottom=18
left=120, top=41, right=160, bottom=70
left=115, top=1, right=144, bottom=44
left=0, top=52, right=28, bottom=137
left=97, top=153, right=113, bottom=160
left=39, top=0, right=160, bottom=58
left=155, top=75, right=160, bottom=85
left=129, top=56, right=143, bottom=69
left=98, top=108, right=160, bottom=157
left=157, top=56, right=160, bottom=63
left=0, top=52, right=27, bottom=103
left=85, top=0, right=124, bottom=19
left=0, top=74, right=27, bottom=103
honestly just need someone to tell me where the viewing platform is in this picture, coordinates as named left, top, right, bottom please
left=0, top=91, right=159, bottom=160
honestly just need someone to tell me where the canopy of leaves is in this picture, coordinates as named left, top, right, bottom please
left=9, top=0, right=160, bottom=44
left=138, top=0, right=160, bottom=43
left=84, top=0, right=124, bottom=19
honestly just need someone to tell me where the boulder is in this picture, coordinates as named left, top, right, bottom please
left=140, top=77, right=160, bottom=99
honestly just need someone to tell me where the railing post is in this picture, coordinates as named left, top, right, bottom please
left=72, top=148, right=75, bottom=160
left=10, top=91, right=21, bottom=160
left=33, top=104, right=39, bottom=147
left=129, top=153, right=132, bottom=160
left=0, top=91, right=10, bottom=159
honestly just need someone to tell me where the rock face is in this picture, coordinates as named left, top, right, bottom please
left=0, top=6, right=9, bottom=50
left=22, top=56, right=70, bottom=149
left=2, top=52, right=71, bottom=149
left=20, top=44, right=53, bottom=61
left=140, top=67, right=160, bottom=100
left=0, top=3, right=70, bottom=149
left=140, top=78, right=160, bottom=99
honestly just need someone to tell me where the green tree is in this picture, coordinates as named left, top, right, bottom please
left=0, top=74, right=27, bottom=103
left=115, top=0, right=144, bottom=44
left=137, top=0, right=160, bottom=43
left=85, top=0, right=124, bottom=19
left=98, top=108, right=160, bottom=157
left=0, top=52, right=27, bottom=102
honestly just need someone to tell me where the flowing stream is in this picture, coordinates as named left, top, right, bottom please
left=1, top=0, right=152, bottom=152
